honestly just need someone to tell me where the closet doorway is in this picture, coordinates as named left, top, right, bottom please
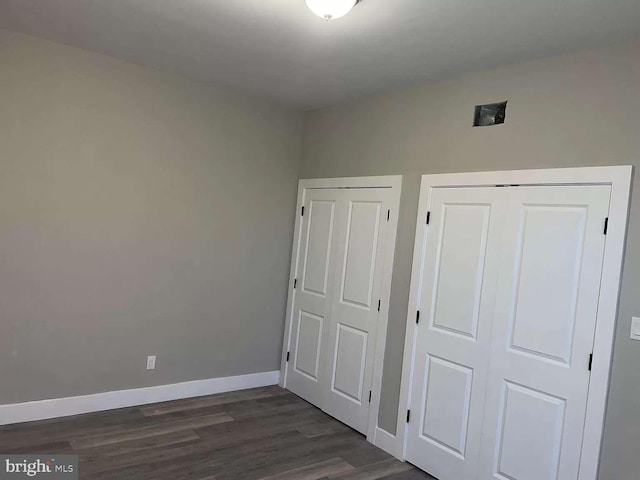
left=397, top=167, right=631, bottom=480
left=280, top=176, right=401, bottom=441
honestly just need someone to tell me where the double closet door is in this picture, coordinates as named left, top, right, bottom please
left=285, top=186, right=395, bottom=434
left=406, top=185, right=610, bottom=480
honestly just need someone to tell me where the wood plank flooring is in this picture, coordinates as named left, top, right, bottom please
left=0, top=386, right=435, bottom=480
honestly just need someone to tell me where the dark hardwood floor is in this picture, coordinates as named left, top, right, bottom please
left=0, top=386, right=435, bottom=480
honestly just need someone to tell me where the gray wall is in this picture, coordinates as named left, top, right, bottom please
left=301, top=40, right=640, bottom=480
left=0, top=31, right=302, bottom=403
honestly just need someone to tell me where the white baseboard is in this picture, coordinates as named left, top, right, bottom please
left=373, top=426, right=400, bottom=459
left=0, top=370, right=280, bottom=426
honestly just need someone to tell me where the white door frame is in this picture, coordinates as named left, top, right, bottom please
left=280, top=175, right=402, bottom=443
left=396, top=166, right=633, bottom=480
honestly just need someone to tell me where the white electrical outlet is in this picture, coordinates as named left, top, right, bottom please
left=146, top=355, right=157, bottom=370
left=630, top=318, right=640, bottom=341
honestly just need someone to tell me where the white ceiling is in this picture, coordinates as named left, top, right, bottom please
left=1, top=0, right=640, bottom=109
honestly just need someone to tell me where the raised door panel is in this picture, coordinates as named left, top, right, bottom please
left=294, top=311, right=324, bottom=380
left=420, top=355, right=473, bottom=457
left=331, top=324, right=368, bottom=403
left=340, top=201, right=381, bottom=309
left=431, top=204, right=491, bottom=340
left=494, top=382, right=566, bottom=480
left=302, top=200, right=336, bottom=297
left=508, top=206, right=587, bottom=364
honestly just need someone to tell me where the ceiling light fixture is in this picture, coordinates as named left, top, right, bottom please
left=305, top=0, right=358, bottom=20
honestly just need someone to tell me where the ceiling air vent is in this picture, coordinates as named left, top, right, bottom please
left=474, top=101, right=507, bottom=127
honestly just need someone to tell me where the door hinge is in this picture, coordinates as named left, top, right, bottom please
left=293, top=278, right=297, bottom=289
left=406, top=410, right=411, bottom=423
left=286, top=351, right=290, bottom=362
left=378, top=300, right=381, bottom=312
left=426, top=211, right=431, bottom=225
left=588, top=353, right=593, bottom=371
left=369, top=391, right=372, bottom=403
left=301, top=206, right=305, bottom=217
left=416, top=310, right=420, bottom=324
left=387, top=209, right=390, bottom=222
left=604, top=217, right=609, bottom=235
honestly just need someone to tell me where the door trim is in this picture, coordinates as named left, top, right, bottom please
left=280, top=175, right=402, bottom=444
left=395, top=166, right=633, bottom=480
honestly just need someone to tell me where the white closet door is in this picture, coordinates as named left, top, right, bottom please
left=322, top=188, right=393, bottom=434
left=406, top=187, right=508, bottom=480
left=477, top=185, right=610, bottom=480
left=286, top=189, right=341, bottom=407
